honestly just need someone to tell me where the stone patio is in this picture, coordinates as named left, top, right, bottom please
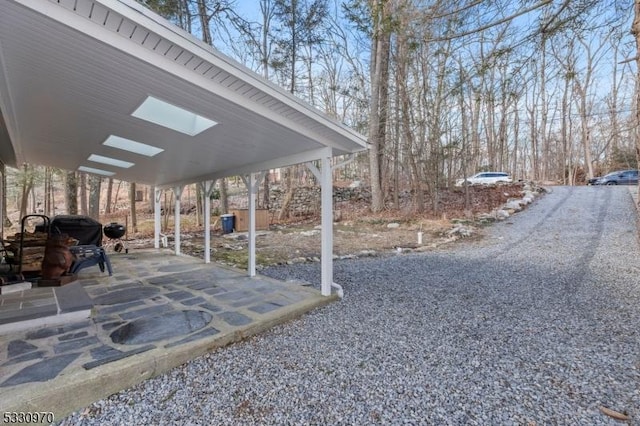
left=0, top=249, right=335, bottom=420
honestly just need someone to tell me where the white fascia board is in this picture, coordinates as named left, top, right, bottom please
left=157, top=147, right=334, bottom=189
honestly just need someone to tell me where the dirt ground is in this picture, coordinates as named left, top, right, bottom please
left=126, top=183, right=532, bottom=268
left=2, top=183, right=533, bottom=269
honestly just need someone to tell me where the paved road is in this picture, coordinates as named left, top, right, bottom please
left=61, top=185, right=640, bottom=425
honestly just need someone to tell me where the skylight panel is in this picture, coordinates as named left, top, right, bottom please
left=103, top=135, right=164, bottom=157
left=88, top=154, right=134, bottom=169
left=78, top=166, right=115, bottom=176
left=131, top=96, right=217, bottom=136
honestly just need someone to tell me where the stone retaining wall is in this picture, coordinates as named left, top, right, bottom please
left=268, top=186, right=370, bottom=215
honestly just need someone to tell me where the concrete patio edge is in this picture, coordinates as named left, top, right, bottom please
left=2, top=293, right=338, bottom=421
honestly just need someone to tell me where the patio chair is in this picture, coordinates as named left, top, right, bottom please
left=69, top=245, right=112, bottom=276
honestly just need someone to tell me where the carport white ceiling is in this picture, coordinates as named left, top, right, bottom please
left=0, top=0, right=367, bottom=188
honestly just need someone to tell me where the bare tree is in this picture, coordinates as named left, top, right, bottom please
left=43, top=167, right=54, bottom=217
left=271, top=0, right=329, bottom=219
left=365, top=0, right=391, bottom=213
left=65, top=171, right=78, bottom=215
left=88, top=175, right=101, bottom=220
left=129, top=182, right=138, bottom=233
left=105, top=178, right=114, bottom=214
left=79, top=173, right=88, bottom=216
left=1, top=161, right=10, bottom=227
left=633, top=0, right=640, bottom=197
left=144, top=0, right=192, bottom=31
left=18, top=164, right=34, bottom=220
left=572, top=32, right=611, bottom=181
left=258, top=0, right=277, bottom=208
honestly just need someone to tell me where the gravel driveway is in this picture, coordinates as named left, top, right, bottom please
left=60, top=186, right=640, bottom=425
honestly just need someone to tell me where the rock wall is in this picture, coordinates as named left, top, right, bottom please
left=269, top=186, right=370, bottom=216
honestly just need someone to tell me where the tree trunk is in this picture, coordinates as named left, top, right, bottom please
left=65, top=171, right=78, bottom=215
left=278, top=167, right=294, bottom=220
left=113, top=180, right=123, bottom=210
left=129, top=182, right=138, bottom=233
left=88, top=175, right=101, bottom=220
left=458, top=61, right=471, bottom=211
left=528, top=102, right=539, bottom=180
left=258, top=3, right=274, bottom=211
left=196, top=0, right=212, bottom=45
left=163, top=191, right=172, bottom=231
left=19, top=164, right=34, bottom=220
left=105, top=178, right=113, bottom=214
left=470, top=90, right=481, bottom=173
left=368, top=1, right=391, bottom=213
left=575, top=81, right=594, bottom=180
left=539, top=39, right=549, bottom=180
left=43, top=167, right=53, bottom=217
left=633, top=0, right=640, bottom=199
left=396, top=20, right=423, bottom=213
left=218, top=178, right=228, bottom=214
left=1, top=161, right=10, bottom=228
left=393, top=90, right=400, bottom=210
left=262, top=172, right=270, bottom=209
left=196, top=184, right=203, bottom=227
left=79, top=173, right=88, bottom=215
left=561, top=68, right=571, bottom=185
left=378, top=35, right=391, bottom=203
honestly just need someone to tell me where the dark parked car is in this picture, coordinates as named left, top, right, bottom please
left=592, top=169, right=639, bottom=185
left=587, top=176, right=601, bottom=185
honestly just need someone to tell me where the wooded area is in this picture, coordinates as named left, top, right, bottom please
left=1, top=0, right=638, bottom=224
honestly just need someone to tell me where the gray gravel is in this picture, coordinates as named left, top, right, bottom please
left=59, top=186, right=640, bottom=425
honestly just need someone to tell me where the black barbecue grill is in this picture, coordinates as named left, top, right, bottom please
left=49, top=215, right=103, bottom=245
left=103, top=222, right=128, bottom=253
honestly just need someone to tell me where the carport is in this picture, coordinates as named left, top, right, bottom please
left=0, top=0, right=368, bottom=296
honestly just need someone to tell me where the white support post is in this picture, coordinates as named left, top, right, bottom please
left=154, top=187, right=162, bottom=249
left=248, top=173, right=257, bottom=276
left=174, top=185, right=183, bottom=256
left=319, top=148, right=333, bottom=296
left=202, top=181, right=214, bottom=263
left=241, top=172, right=266, bottom=277
left=306, top=151, right=335, bottom=297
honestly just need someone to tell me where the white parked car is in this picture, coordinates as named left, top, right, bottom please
left=456, top=172, right=513, bottom=186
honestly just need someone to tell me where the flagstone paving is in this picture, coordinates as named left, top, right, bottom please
left=0, top=249, right=333, bottom=419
